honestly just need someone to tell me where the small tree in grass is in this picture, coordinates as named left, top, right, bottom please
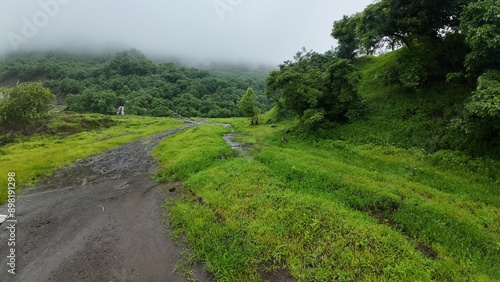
left=0, top=82, right=55, bottom=126
left=238, top=87, right=260, bottom=125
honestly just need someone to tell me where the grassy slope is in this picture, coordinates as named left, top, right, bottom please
left=0, top=114, right=184, bottom=203
left=154, top=56, right=499, bottom=281
left=336, top=53, right=472, bottom=153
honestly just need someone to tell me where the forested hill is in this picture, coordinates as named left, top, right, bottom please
left=262, top=0, right=499, bottom=159
left=0, top=49, right=272, bottom=117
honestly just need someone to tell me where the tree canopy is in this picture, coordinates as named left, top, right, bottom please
left=0, top=82, right=55, bottom=125
left=329, top=0, right=500, bottom=151
left=331, top=0, right=499, bottom=82
left=238, top=87, right=260, bottom=125
left=266, top=50, right=364, bottom=128
left=461, top=0, right=500, bottom=76
left=0, top=50, right=272, bottom=118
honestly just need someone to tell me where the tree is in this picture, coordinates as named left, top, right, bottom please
left=333, top=0, right=470, bottom=59
left=266, top=50, right=364, bottom=128
left=452, top=70, right=500, bottom=153
left=461, top=0, right=500, bottom=76
left=454, top=0, right=500, bottom=144
left=332, top=15, right=361, bottom=60
left=238, top=87, right=260, bottom=125
left=174, top=93, right=202, bottom=117
left=66, top=87, right=118, bottom=115
left=59, top=78, right=83, bottom=94
left=88, top=90, right=118, bottom=115
left=465, top=71, right=500, bottom=120
left=151, top=106, right=174, bottom=117
left=0, top=82, right=55, bottom=125
left=335, top=0, right=472, bottom=90
left=332, top=13, right=381, bottom=59
left=364, top=0, right=468, bottom=49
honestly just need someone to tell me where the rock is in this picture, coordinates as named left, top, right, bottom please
left=283, top=129, right=291, bottom=134
left=271, top=124, right=277, bottom=128
left=81, top=176, right=88, bottom=186
left=281, top=138, right=288, bottom=143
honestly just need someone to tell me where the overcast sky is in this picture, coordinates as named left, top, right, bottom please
left=0, top=0, right=373, bottom=66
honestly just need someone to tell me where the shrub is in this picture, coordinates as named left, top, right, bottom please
left=0, top=82, right=55, bottom=126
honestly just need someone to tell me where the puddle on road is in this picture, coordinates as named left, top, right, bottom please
left=182, top=121, right=250, bottom=154
left=216, top=123, right=251, bottom=154
left=223, top=133, right=245, bottom=151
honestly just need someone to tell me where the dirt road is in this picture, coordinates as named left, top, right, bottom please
left=0, top=126, right=211, bottom=281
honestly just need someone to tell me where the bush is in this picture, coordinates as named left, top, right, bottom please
left=66, top=88, right=118, bottom=115
left=382, top=43, right=444, bottom=91
left=266, top=50, right=365, bottom=129
left=451, top=70, right=500, bottom=157
left=0, top=82, right=55, bottom=126
left=151, top=106, right=174, bottom=117
left=465, top=70, right=500, bottom=120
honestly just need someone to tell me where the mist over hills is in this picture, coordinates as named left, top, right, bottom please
left=0, top=48, right=273, bottom=118
left=0, top=0, right=373, bottom=66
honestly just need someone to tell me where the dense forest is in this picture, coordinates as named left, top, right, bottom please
left=0, top=49, right=272, bottom=118
left=265, top=0, right=499, bottom=158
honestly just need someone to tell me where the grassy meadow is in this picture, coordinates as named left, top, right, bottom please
left=154, top=117, right=499, bottom=281
left=0, top=113, right=184, bottom=203
left=153, top=53, right=499, bottom=281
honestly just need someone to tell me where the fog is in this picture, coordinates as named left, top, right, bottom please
left=0, top=0, right=373, bottom=66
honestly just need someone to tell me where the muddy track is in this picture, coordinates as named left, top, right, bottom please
left=0, top=125, right=211, bottom=281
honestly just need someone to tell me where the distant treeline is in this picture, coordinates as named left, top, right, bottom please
left=0, top=49, right=272, bottom=117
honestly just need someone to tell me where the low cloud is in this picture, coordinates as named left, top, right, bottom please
left=0, top=0, right=373, bottom=65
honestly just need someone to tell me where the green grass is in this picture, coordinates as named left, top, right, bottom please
left=0, top=113, right=184, bottom=203
left=156, top=117, right=499, bottom=281
left=153, top=124, right=233, bottom=181
left=153, top=54, right=499, bottom=281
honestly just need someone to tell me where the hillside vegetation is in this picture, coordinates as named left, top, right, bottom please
left=0, top=49, right=272, bottom=118
left=154, top=113, right=498, bottom=281
left=0, top=0, right=497, bottom=280
left=342, top=52, right=499, bottom=159
left=154, top=119, right=498, bottom=281
left=0, top=44, right=496, bottom=282
left=152, top=48, right=499, bottom=280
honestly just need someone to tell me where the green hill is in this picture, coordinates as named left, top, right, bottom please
left=1, top=0, right=498, bottom=279
left=0, top=50, right=272, bottom=118
left=344, top=53, right=492, bottom=156
left=152, top=53, right=500, bottom=281
left=0, top=48, right=498, bottom=281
